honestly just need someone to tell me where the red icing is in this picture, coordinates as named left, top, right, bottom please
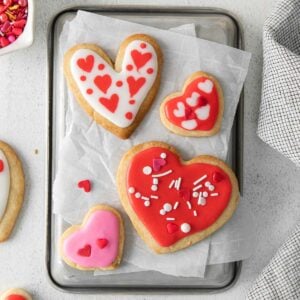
left=131, top=50, right=152, bottom=70
left=77, top=55, right=94, bottom=73
left=127, top=76, right=146, bottom=97
left=97, top=238, right=108, bottom=249
left=126, top=147, right=232, bottom=247
left=99, top=94, right=119, bottom=113
left=94, top=74, right=112, bottom=94
left=164, top=77, right=219, bottom=131
left=5, top=295, right=26, bottom=300
left=125, top=112, right=133, bottom=120
left=0, top=159, right=3, bottom=172
left=78, top=179, right=91, bottom=192
left=77, top=244, right=91, bottom=257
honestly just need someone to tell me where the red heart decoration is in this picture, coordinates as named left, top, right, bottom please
left=97, top=238, right=109, bottom=249
left=213, top=171, right=224, bottom=183
left=127, top=76, right=146, bottom=97
left=99, top=94, right=119, bottom=113
left=78, top=179, right=91, bottom=192
left=77, top=244, right=91, bottom=257
left=0, top=159, right=3, bottom=172
left=131, top=50, right=152, bottom=70
left=77, top=55, right=94, bottom=72
left=118, top=142, right=239, bottom=253
left=94, top=74, right=112, bottom=94
left=153, top=158, right=166, bottom=171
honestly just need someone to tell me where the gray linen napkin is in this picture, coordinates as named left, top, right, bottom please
left=257, top=0, right=300, bottom=167
left=247, top=223, right=300, bottom=299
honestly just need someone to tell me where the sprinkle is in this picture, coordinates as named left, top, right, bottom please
left=186, top=201, right=192, bottom=210
left=135, top=192, right=141, bottom=198
left=193, top=184, right=203, bottom=191
left=176, top=177, right=182, bottom=190
left=211, top=193, right=219, bottom=197
left=181, top=223, right=191, bottom=233
left=198, top=197, right=206, bottom=206
left=160, top=209, right=166, bottom=215
left=143, top=166, right=152, bottom=175
left=169, top=179, right=175, bottom=189
left=128, top=187, right=135, bottom=194
left=150, top=195, right=159, bottom=199
left=153, top=178, right=159, bottom=185
left=141, top=196, right=150, bottom=201
left=144, top=200, right=150, bottom=207
left=193, top=175, right=207, bottom=186
left=152, top=169, right=173, bottom=178
left=192, top=191, right=199, bottom=198
left=193, top=210, right=197, bottom=216
left=166, top=217, right=175, bottom=221
left=173, top=202, right=179, bottom=210
left=151, top=185, right=158, bottom=191
left=160, top=152, right=167, bottom=159
left=203, top=191, right=208, bottom=197
left=163, top=203, right=172, bottom=212
left=204, top=181, right=211, bottom=187
left=208, top=185, right=215, bottom=191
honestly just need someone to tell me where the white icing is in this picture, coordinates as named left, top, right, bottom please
left=181, top=223, right=191, bottom=233
left=143, top=166, right=152, bottom=175
left=70, top=40, right=158, bottom=128
left=0, top=150, right=10, bottom=221
left=195, top=105, right=210, bottom=120
left=198, top=79, right=213, bottom=94
left=181, top=119, right=197, bottom=130
left=173, top=102, right=185, bottom=117
left=186, top=92, right=200, bottom=107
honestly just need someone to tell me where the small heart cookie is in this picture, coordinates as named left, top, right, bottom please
left=160, top=71, right=224, bottom=137
left=117, top=142, right=239, bottom=254
left=64, top=34, right=163, bottom=139
left=0, top=141, right=25, bottom=242
left=0, top=288, right=32, bottom=300
left=60, top=205, right=124, bottom=270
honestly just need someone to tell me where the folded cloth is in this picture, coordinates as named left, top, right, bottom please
left=247, top=223, right=300, bottom=300
left=257, top=0, right=300, bottom=167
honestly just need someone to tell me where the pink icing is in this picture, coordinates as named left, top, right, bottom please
left=63, top=210, right=120, bottom=268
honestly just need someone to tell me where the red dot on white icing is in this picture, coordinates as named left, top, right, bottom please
left=143, top=166, right=152, bottom=175
left=147, top=68, right=154, bottom=74
left=160, top=209, right=166, bottom=215
left=151, top=185, right=158, bottom=191
left=128, top=187, right=135, bottom=194
left=116, top=80, right=123, bottom=87
left=129, top=99, right=135, bottom=105
left=80, top=75, right=86, bottom=81
left=126, top=64, right=133, bottom=71
left=135, top=192, right=141, bottom=198
left=98, top=64, right=105, bottom=70
left=86, top=88, right=93, bottom=95
left=181, top=223, right=191, bottom=233
left=140, top=42, right=147, bottom=49
left=163, top=203, right=172, bottom=212
left=144, top=200, right=150, bottom=207
left=125, top=112, right=133, bottom=120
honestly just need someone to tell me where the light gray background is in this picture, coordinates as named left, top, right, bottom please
left=0, top=0, right=299, bottom=299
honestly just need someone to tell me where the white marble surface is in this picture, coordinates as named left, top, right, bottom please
left=1, top=0, right=299, bottom=299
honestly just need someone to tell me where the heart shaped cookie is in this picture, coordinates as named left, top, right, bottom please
left=0, top=141, right=25, bottom=243
left=60, top=205, right=124, bottom=270
left=160, top=71, right=223, bottom=137
left=64, top=34, right=163, bottom=139
left=0, top=288, right=32, bottom=300
left=117, top=142, right=239, bottom=253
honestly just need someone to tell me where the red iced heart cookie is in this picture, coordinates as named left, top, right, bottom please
left=160, top=71, right=224, bottom=137
left=117, top=142, right=239, bottom=254
left=77, top=179, right=91, bottom=192
left=64, top=35, right=162, bottom=139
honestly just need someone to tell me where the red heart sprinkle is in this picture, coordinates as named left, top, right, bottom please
left=167, top=223, right=179, bottom=234
left=131, top=50, right=152, bottom=70
left=99, top=93, right=119, bottom=113
left=77, top=244, right=91, bottom=257
left=153, top=158, right=166, bottom=171
left=97, top=238, right=109, bottom=249
left=198, top=96, right=208, bottom=107
left=94, top=74, right=112, bottom=94
left=0, top=159, right=4, bottom=172
left=78, top=180, right=91, bottom=192
left=213, top=172, right=224, bottom=183
left=127, top=76, right=146, bottom=97
left=77, top=55, right=94, bottom=73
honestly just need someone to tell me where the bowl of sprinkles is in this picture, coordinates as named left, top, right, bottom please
left=0, top=0, right=34, bottom=55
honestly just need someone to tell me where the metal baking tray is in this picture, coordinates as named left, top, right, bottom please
left=46, top=6, right=244, bottom=294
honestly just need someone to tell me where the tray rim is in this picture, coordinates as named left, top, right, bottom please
left=45, top=5, right=244, bottom=294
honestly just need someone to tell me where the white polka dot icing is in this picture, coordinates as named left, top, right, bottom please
left=0, top=150, right=10, bottom=221
left=143, top=166, right=152, bottom=175
left=181, top=223, right=191, bottom=233
left=163, top=203, right=172, bottom=212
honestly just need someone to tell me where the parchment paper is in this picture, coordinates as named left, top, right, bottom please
left=53, top=11, right=253, bottom=278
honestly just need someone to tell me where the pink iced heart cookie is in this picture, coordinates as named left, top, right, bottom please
left=64, top=34, right=163, bottom=139
left=160, top=71, right=224, bottom=137
left=60, top=205, right=124, bottom=270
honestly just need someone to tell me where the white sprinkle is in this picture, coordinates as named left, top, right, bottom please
left=163, top=203, right=172, bottom=212
left=135, top=192, right=141, bottom=199
left=193, top=184, right=203, bottom=191
left=204, top=181, right=211, bottom=187
left=176, top=177, right=182, bottom=190
left=208, top=185, right=215, bottom=191
left=160, top=209, right=166, bottom=215
left=152, top=169, right=173, bottom=178
left=143, top=166, right=152, bottom=175
left=150, top=195, right=159, bottom=199
left=193, top=175, right=207, bottom=186
left=186, top=201, right=192, bottom=210
left=173, top=202, right=179, bottom=210
left=169, top=179, right=175, bottom=189
left=160, top=152, right=167, bottom=159
left=181, top=223, right=191, bottom=233
left=203, top=191, right=208, bottom=198
left=141, top=196, right=150, bottom=201
left=193, top=191, right=199, bottom=198
left=153, top=178, right=159, bottom=185
left=166, top=217, right=175, bottom=221
left=151, top=185, right=158, bottom=191
left=198, top=197, right=206, bottom=206
left=211, top=193, right=219, bottom=197
left=193, top=210, right=197, bottom=216
left=128, top=187, right=135, bottom=194
left=144, top=200, right=150, bottom=207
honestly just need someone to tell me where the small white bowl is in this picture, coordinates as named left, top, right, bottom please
left=0, top=0, right=34, bottom=55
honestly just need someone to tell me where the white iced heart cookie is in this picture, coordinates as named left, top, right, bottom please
left=173, top=102, right=185, bottom=117
left=64, top=34, right=163, bottom=139
left=198, top=79, right=213, bottom=94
